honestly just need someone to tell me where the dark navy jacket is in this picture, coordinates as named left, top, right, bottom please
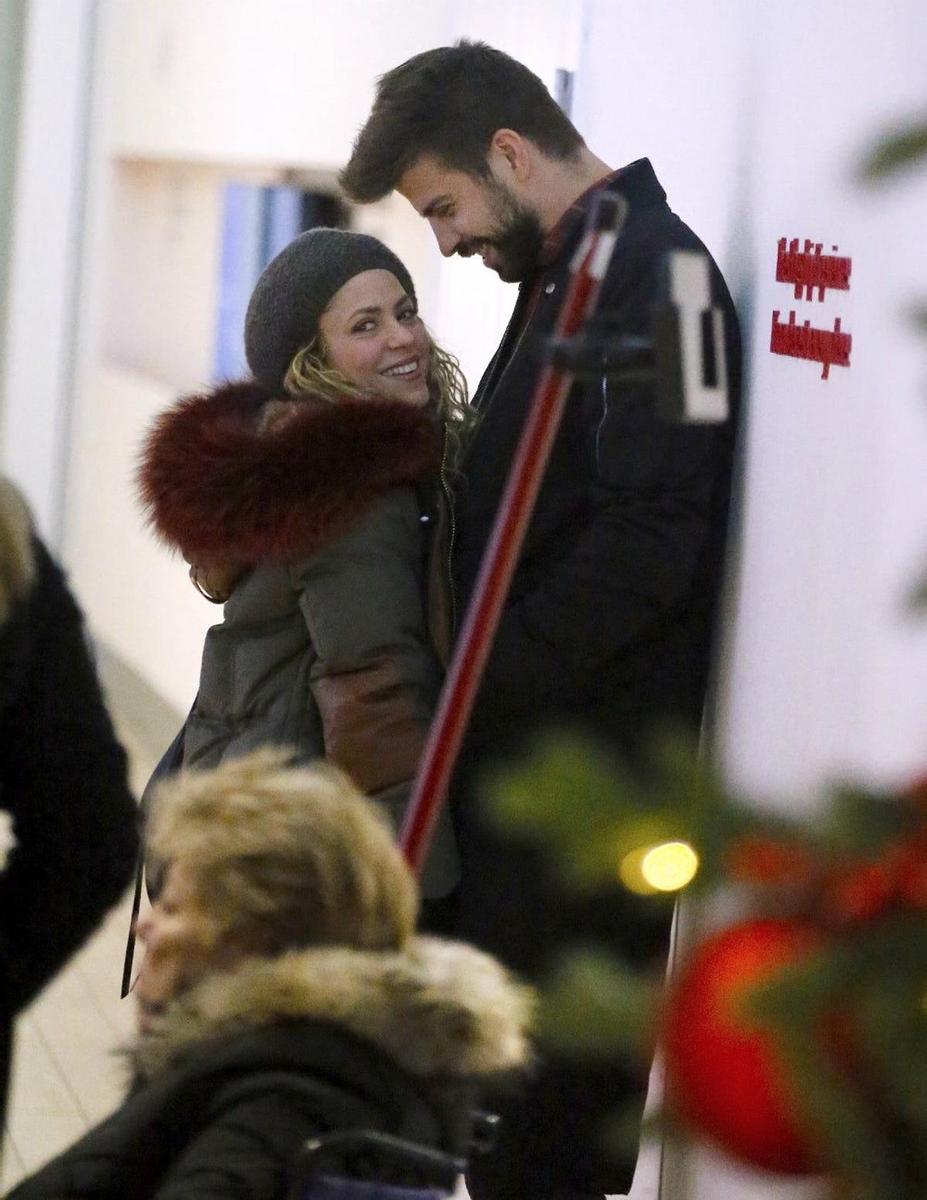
left=454, top=158, right=741, bottom=755
left=449, top=160, right=742, bottom=1196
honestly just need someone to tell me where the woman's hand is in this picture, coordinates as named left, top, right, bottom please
left=257, top=397, right=301, bottom=433
left=187, top=559, right=245, bottom=604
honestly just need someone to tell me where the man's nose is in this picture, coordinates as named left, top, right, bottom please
left=430, top=220, right=459, bottom=258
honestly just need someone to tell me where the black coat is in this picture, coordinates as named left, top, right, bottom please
left=6, top=937, right=531, bottom=1200
left=10, top=1024, right=453, bottom=1200
left=448, top=160, right=742, bottom=1197
left=455, top=158, right=741, bottom=754
left=0, top=481, right=138, bottom=1119
left=452, top=159, right=741, bottom=959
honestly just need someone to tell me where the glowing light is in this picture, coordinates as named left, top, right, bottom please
left=619, top=840, right=699, bottom=894
left=643, top=841, right=699, bottom=891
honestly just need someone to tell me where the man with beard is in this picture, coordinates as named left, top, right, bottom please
left=341, top=41, right=741, bottom=1200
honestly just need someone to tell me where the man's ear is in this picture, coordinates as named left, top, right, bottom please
left=488, top=129, right=532, bottom=182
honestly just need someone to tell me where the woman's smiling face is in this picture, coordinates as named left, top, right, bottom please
left=318, top=269, right=431, bottom=406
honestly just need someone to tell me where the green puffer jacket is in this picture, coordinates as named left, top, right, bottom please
left=138, top=382, right=458, bottom=895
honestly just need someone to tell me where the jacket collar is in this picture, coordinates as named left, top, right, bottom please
left=537, top=158, right=667, bottom=271
left=473, top=161, right=668, bottom=407
left=130, top=935, right=533, bottom=1083
left=138, top=381, right=443, bottom=564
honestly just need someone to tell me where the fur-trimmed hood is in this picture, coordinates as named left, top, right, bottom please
left=137, top=381, right=442, bottom=563
left=0, top=478, right=35, bottom=626
left=131, top=936, right=533, bottom=1084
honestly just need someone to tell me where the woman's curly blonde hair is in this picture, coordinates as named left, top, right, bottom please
left=284, top=329, right=477, bottom=470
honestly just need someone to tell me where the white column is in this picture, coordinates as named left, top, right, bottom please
left=0, top=0, right=97, bottom=545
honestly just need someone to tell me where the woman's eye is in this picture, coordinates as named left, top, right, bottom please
left=398, top=308, right=417, bottom=323
left=352, top=319, right=376, bottom=333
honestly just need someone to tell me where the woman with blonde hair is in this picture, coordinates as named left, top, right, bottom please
left=138, top=229, right=475, bottom=897
left=7, top=750, right=532, bottom=1199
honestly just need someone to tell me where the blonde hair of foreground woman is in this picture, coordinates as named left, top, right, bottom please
left=145, top=746, right=417, bottom=963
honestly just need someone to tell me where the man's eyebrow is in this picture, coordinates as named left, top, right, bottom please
left=421, top=194, right=453, bottom=218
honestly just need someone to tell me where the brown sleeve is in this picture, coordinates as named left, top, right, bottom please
left=310, top=655, right=432, bottom=795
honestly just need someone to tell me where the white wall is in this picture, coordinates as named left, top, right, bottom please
left=576, top=2, right=927, bottom=1198
left=107, top=0, right=447, bottom=168
left=721, top=3, right=927, bottom=800
left=66, top=365, right=219, bottom=709
left=103, top=162, right=223, bottom=389
left=574, top=0, right=754, bottom=288
left=577, top=0, right=927, bottom=815
left=428, top=0, right=583, bottom=388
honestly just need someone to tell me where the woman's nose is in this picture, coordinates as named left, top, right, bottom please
left=135, top=909, right=155, bottom=945
left=386, top=320, right=416, bottom=347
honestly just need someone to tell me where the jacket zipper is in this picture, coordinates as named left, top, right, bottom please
left=439, top=430, right=457, bottom=635
left=469, top=277, right=555, bottom=474
left=472, top=281, right=536, bottom=424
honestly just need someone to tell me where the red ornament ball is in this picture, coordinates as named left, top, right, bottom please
left=823, top=836, right=927, bottom=924
left=724, top=834, right=816, bottom=887
left=662, top=918, right=825, bottom=1175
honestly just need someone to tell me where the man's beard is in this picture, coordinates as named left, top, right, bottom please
left=458, top=179, right=544, bottom=283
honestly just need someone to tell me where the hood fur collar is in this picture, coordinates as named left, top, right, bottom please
left=132, top=936, right=533, bottom=1083
left=138, top=381, right=442, bottom=563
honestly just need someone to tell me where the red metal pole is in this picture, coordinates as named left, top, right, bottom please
left=401, top=193, right=627, bottom=875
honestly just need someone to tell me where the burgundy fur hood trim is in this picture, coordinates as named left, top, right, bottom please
left=138, top=380, right=442, bottom=563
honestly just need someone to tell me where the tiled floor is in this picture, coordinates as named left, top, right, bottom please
left=1, top=897, right=139, bottom=1189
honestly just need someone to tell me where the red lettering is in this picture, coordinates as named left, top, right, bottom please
left=770, top=310, right=852, bottom=380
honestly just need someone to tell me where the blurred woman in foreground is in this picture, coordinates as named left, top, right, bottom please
left=7, top=749, right=531, bottom=1200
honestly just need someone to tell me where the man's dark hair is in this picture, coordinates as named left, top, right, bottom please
left=340, top=41, right=584, bottom=202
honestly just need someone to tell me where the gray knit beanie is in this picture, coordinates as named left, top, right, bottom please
left=245, top=228, right=417, bottom=391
